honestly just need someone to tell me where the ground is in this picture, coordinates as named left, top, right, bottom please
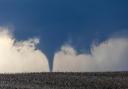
left=0, top=72, right=128, bottom=89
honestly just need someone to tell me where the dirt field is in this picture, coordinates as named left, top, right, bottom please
left=0, top=72, right=128, bottom=89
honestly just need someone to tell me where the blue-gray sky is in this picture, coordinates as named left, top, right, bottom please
left=0, top=0, right=128, bottom=71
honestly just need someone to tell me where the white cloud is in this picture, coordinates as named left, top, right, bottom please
left=53, top=37, right=128, bottom=72
left=0, top=27, right=49, bottom=73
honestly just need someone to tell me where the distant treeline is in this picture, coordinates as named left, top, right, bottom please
left=1, top=71, right=128, bottom=76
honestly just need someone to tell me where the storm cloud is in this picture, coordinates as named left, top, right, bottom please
left=0, top=27, right=49, bottom=73
left=53, top=37, right=128, bottom=72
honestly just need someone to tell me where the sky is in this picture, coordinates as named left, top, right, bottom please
left=0, top=0, right=128, bottom=72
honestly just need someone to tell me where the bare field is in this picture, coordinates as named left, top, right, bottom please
left=0, top=72, right=128, bottom=89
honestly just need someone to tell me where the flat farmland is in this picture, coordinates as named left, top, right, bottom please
left=0, top=72, right=128, bottom=89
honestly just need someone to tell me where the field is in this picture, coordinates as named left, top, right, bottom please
left=0, top=72, right=128, bottom=89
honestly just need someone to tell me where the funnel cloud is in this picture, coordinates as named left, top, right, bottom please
left=0, top=27, right=128, bottom=72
